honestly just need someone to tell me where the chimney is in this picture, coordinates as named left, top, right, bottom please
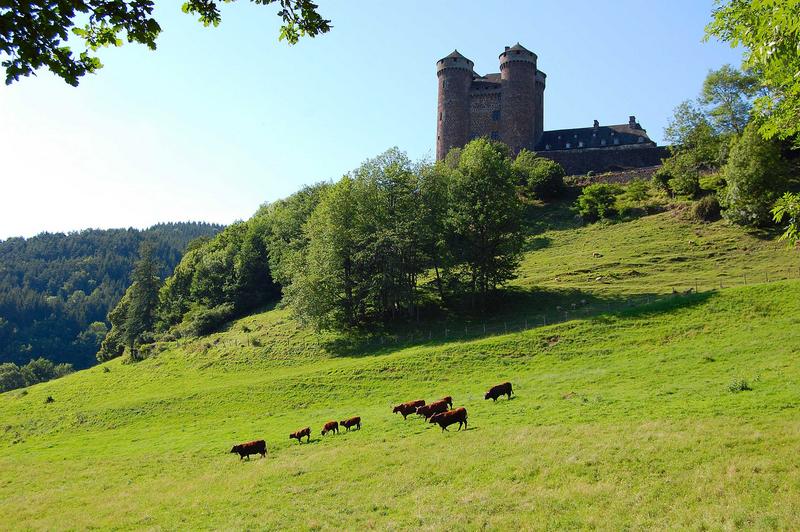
left=629, top=115, right=638, bottom=129
left=593, top=119, right=599, bottom=129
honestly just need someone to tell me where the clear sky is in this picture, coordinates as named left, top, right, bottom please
left=0, top=0, right=743, bottom=239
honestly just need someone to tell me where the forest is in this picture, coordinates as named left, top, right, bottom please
left=0, top=222, right=223, bottom=374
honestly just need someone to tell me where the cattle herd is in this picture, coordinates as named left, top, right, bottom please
left=229, top=382, right=513, bottom=460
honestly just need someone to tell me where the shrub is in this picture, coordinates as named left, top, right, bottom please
left=513, top=150, right=566, bottom=201
left=721, top=122, right=792, bottom=227
left=576, top=183, right=623, bottom=222
left=652, top=166, right=672, bottom=195
left=189, top=303, right=235, bottom=336
left=694, top=195, right=722, bottom=222
left=728, top=379, right=752, bottom=393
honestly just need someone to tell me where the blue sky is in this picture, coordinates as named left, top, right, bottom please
left=0, top=0, right=743, bottom=239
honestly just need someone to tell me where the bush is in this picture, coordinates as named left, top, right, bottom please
left=728, top=379, right=752, bottom=393
left=652, top=166, right=672, bottom=195
left=693, top=195, right=722, bottom=222
left=721, top=122, right=792, bottom=226
left=189, top=303, right=235, bottom=336
left=513, top=150, right=566, bottom=201
left=576, top=183, right=623, bottom=222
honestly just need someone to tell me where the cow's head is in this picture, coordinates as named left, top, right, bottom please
left=484, top=391, right=492, bottom=400
left=429, top=413, right=441, bottom=424
left=392, top=405, right=401, bottom=414
left=229, top=445, right=239, bottom=454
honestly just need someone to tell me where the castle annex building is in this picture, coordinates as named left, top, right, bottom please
left=436, top=44, right=667, bottom=174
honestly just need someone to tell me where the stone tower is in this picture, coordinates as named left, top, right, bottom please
left=435, top=44, right=545, bottom=160
left=436, top=50, right=473, bottom=161
left=499, top=43, right=540, bottom=154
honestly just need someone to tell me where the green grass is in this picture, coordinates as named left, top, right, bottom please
left=2, top=204, right=799, bottom=529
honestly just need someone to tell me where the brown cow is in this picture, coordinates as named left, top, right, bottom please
left=439, top=396, right=453, bottom=408
left=416, top=399, right=449, bottom=420
left=429, top=407, right=468, bottom=432
left=340, top=416, right=361, bottom=431
left=484, top=381, right=513, bottom=401
left=321, top=421, right=339, bottom=436
left=230, top=439, right=267, bottom=460
left=290, top=427, right=311, bottom=443
left=393, top=400, right=425, bottom=419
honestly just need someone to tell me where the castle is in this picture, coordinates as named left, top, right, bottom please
left=436, top=44, right=667, bottom=174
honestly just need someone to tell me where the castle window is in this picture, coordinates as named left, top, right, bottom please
left=637, top=136, right=645, bottom=143
left=492, top=110, right=500, bottom=121
left=578, top=141, right=584, bottom=148
left=545, top=144, right=551, bottom=150
left=566, top=142, right=571, bottom=149
left=601, top=139, right=607, bottom=146
left=613, top=138, right=620, bottom=145
left=439, top=112, right=442, bottom=121
left=491, top=131, right=499, bottom=140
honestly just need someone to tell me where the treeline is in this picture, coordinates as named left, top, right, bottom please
left=0, top=358, right=74, bottom=394
left=0, top=222, right=223, bottom=371
left=100, top=140, right=566, bottom=360
left=652, top=63, right=798, bottom=227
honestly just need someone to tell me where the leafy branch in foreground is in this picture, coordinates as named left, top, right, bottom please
left=773, top=192, right=800, bottom=247
left=0, top=0, right=331, bottom=86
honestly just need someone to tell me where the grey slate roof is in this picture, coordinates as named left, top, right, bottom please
left=536, top=122, right=655, bottom=151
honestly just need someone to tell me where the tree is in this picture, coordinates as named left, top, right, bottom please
left=446, top=139, right=524, bottom=308
left=0, top=363, right=26, bottom=393
left=659, top=100, right=726, bottom=197
left=576, top=183, right=623, bottom=222
left=706, top=0, right=800, bottom=147
left=721, top=121, right=791, bottom=227
left=772, top=192, right=800, bottom=247
left=700, top=64, right=759, bottom=134
left=123, top=242, right=162, bottom=359
left=512, top=150, right=565, bottom=201
left=1, top=0, right=331, bottom=86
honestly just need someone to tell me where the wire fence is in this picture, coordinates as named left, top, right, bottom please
left=350, top=267, right=800, bottom=351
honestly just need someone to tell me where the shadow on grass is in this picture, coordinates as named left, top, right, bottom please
left=321, top=286, right=715, bottom=358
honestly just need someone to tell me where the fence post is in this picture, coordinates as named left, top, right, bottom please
left=564, top=310, right=568, bottom=321
left=543, top=315, right=547, bottom=326
left=464, top=325, right=468, bottom=336
left=765, top=272, right=769, bottom=283
left=695, top=279, right=698, bottom=293
left=445, top=328, right=448, bottom=338
left=504, top=322, right=507, bottom=333
left=744, top=274, right=747, bottom=285
left=483, top=323, right=486, bottom=334
left=525, top=319, right=528, bottom=329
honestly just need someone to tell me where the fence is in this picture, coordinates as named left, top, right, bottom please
left=349, top=267, right=800, bottom=352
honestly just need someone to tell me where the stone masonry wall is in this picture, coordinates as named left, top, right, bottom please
left=539, top=145, right=669, bottom=175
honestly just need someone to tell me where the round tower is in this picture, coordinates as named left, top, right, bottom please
left=534, top=70, right=546, bottom=146
left=436, top=50, right=474, bottom=161
left=499, top=43, right=538, bottom=154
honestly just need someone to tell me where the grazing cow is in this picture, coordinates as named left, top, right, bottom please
left=290, top=427, right=311, bottom=443
left=393, top=400, right=425, bottom=419
left=429, top=407, right=468, bottom=432
left=230, top=439, right=267, bottom=460
left=321, top=421, right=339, bottom=436
left=484, top=381, right=513, bottom=401
left=416, top=399, right=449, bottom=420
left=340, top=416, right=361, bottom=431
left=439, top=396, right=453, bottom=408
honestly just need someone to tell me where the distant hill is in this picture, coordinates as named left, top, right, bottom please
left=0, top=222, right=224, bottom=368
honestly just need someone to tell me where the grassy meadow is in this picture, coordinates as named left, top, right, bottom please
left=2, top=203, right=799, bottom=529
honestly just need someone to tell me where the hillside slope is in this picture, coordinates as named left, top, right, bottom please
left=1, top=210, right=799, bottom=529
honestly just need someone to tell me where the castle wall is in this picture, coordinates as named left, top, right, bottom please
left=539, top=145, right=669, bottom=175
left=468, top=91, right=501, bottom=141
